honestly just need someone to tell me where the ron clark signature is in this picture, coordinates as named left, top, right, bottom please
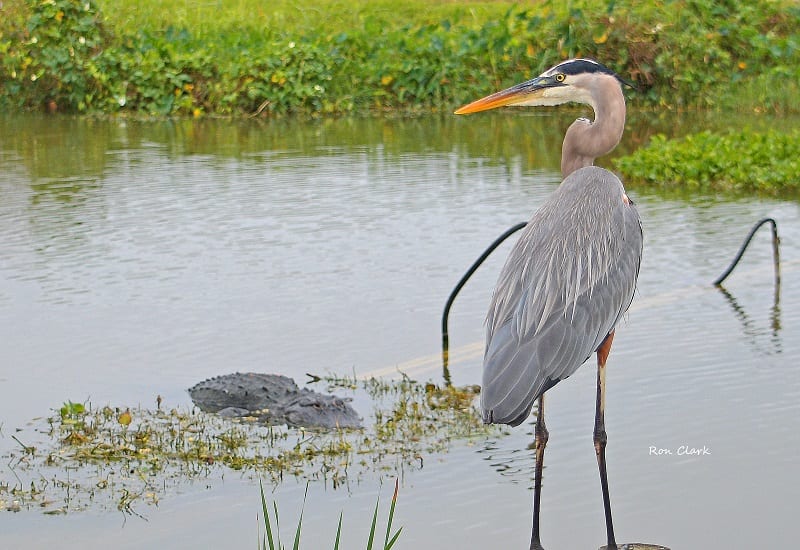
left=649, top=445, right=711, bottom=456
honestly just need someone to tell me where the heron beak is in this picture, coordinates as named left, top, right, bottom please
left=454, top=76, right=554, bottom=115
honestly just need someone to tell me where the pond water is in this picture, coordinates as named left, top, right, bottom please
left=1, top=112, right=799, bottom=549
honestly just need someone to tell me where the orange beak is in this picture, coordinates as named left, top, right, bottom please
left=454, top=76, right=552, bottom=115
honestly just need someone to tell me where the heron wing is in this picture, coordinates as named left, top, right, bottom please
left=482, top=167, right=642, bottom=426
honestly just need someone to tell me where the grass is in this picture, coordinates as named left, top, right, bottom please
left=258, top=479, right=402, bottom=550
left=2, top=0, right=799, bottom=115
left=95, top=0, right=517, bottom=39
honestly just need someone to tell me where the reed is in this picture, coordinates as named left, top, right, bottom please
left=259, top=479, right=402, bottom=550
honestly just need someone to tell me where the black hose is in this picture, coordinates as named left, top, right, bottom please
left=440, top=217, right=779, bottom=384
left=713, top=218, right=780, bottom=286
left=441, top=222, right=527, bottom=351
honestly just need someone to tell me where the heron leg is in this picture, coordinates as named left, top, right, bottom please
left=595, top=331, right=617, bottom=550
left=530, top=394, right=548, bottom=550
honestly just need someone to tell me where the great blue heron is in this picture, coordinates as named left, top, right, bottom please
left=455, top=59, right=642, bottom=550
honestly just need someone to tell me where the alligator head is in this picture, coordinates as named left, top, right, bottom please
left=280, top=390, right=362, bottom=429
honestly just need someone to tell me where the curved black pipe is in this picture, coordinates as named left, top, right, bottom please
left=713, top=217, right=780, bottom=286
left=441, top=222, right=527, bottom=383
left=440, top=217, right=779, bottom=384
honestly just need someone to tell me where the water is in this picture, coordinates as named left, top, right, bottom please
left=1, top=113, right=799, bottom=548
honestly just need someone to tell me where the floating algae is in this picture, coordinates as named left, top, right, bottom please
left=0, top=376, right=502, bottom=516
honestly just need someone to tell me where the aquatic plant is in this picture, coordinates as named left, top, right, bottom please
left=0, top=376, right=498, bottom=516
left=615, top=129, right=800, bottom=194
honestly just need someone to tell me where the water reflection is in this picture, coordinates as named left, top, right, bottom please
left=716, top=284, right=782, bottom=356
left=712, top=217, right=782, bottom=355
left=478, top=437, right=536, bottom=486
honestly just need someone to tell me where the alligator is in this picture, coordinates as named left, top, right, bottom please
left=187, top=372, right=361, bottom=429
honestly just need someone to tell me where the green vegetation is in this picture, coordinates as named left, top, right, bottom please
left=1, top=0, right=799, bottom=116
left=0, top=376, right=496, bottom=515
left=615, top=129, right=800, bottom=194
left=259, top=481, right=307, bottom=550
left=258, top=480, right=402, bottom=550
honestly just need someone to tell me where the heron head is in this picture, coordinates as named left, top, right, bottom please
left=455, top=58, right=630, bottom=114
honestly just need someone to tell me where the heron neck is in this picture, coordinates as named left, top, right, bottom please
left=560, top=78, right=626, bottom=179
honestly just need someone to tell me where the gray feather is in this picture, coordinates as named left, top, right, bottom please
left=482, top=166, right=642, bottom=426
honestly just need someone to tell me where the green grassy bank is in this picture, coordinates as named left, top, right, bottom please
left=1, top=0, right=799, bottom=116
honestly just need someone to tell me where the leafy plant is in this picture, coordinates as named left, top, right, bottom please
left=59, top=400, right=86, bottom=421
left=2, top=0, right=800, bottom=115
left=1, top=0, right=111, bottom=111
left=615, top=129, right=800, bottom=194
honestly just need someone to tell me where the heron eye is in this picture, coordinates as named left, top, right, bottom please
left=555, top=73, right=566, bottom=83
